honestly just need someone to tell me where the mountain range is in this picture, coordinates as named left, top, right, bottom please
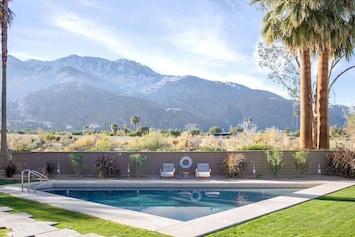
left=6, top=55, right=350, bottom=132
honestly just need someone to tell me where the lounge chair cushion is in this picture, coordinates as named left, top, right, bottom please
left=160, top=163, right=175, bottom=177
left=196, top=163, right=211, bottom=178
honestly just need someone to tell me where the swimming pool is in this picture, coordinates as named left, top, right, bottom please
left=6, top=179, right=344, bottom=236
left=45, top=187, right=300, bottom=221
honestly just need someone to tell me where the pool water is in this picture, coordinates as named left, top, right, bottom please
left=48, top=188, right=299, bottom=221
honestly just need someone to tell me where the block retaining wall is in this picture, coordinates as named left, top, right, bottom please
left=10, top=151, right=330, bottom=178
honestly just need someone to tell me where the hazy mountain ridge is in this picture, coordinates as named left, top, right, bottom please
left=6, top=55, right=349, bottom=131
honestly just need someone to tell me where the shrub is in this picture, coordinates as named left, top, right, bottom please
left=327, top=150, right=355, bottom=178
left=293, top=151, right=309, bottom=175
left=92, top=154, right=119, bottom=178
left=89, top=137, right=116, bottom=151
left=125, top=132, right=170, bottom=151
left=221, top=153, right=246, bottom=178
left=71, top=131, right=83, bottom=136
left=45, top=133, right=56, bottom=142
left=169, top=129, right=181, bottom=137
left=12, top=144, right=32, bottom=152
left=129, top=153, right=147, bottom=177
left=240, top=144, right=275, bottom=150
left=32, top=140, right=43, bottom=149
left=68, top=153, right=85, bottom=177
left=5, top=160, right=17, bottom=177
left=265, top=150, right=284, bottom=177
left=40, top=162, right=55, bottom=177
left=190, top=129, right=201, bottom=136
left=196, top=146, right=226, bottom=151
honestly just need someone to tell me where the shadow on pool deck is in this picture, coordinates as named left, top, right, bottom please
left=1, top=175, right=354, bottom=237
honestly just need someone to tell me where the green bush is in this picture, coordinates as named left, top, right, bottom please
left=196, top=146, right=226, bottom=151
left=69, top=153, right=85, bottom=177
left=293, top=151, right=309, bottom=175
left=12, top=144, right=32, bottom=152
left=265, top=150, right=284, bottom=177
left=71, top=131, right=83, bottom=136
left=240, top=144, right=275, bottom=150
left=168, top=129, right=181, bottom=137
left=89, top=137, right=116, bottom=151
left=190, top=129, right=201, bottom=136
left=129, top=153, right=147, bottom=177
left=125, top=132, right=170, bottom=151
left=221, top=153, right=246, bottom=178
left=45, top=133, right=56, bottom=142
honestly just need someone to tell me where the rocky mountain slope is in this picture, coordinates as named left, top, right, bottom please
left=6, top=55, right=349, bottom=131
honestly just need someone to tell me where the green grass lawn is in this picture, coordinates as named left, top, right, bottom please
left=0, top=182, right=169, bottom=237
left=1, top=180, right=354, bottom=237
left=207, top=185, right=355, bottom=237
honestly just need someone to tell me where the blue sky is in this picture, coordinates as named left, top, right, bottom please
left=8, top=0, right=355, bottom=106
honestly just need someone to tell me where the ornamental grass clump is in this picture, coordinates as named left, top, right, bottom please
left=265, top=150, right=284, bottom=177
left=327, top=150, right=355, bottom=178
left=221, top=152, right=246, bottom=178
left=92, top=154, right=119, bottom=178
left=293, top=151, right=309, bottom=175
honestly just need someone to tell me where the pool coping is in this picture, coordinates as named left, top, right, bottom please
left=1, top=177, right=354, bottom=237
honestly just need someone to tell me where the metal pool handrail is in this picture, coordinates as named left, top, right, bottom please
left=21, top=169, right=49, bottom=193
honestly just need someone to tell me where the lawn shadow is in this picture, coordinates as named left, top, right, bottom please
left=317, top=196, right=355, bottom=202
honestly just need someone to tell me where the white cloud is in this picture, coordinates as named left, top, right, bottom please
left=51, top=12, right=118, bottom=45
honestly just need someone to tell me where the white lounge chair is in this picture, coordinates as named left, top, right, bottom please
left=159, top=163, right=176, bottom=178
left=195, top=163, right=211, bottom=179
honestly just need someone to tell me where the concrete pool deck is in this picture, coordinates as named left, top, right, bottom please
left=1, top=176, right=354, bottom=237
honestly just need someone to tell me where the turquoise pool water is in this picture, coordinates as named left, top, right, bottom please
left=47, top=188, right=299, bottom=221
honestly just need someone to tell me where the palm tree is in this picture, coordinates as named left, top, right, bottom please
left=251, top=0, right=315, bottom=149
left=111, top=123, right=118, bottom=135
left=0, top=0, right=14, bottom=169
left=130, top=115, right=140, bottom=131
left=252, top=0, right=355, bottom=149
left=315, top=2, right=355, bottom=149
left=123, top=124, right=130, bottom=136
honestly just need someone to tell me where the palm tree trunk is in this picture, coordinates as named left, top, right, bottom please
left=316, top=50, right=330, bottom=149
left=0, top=0, right=9, bottom=168
left=299, top=48, right=313, bottom=149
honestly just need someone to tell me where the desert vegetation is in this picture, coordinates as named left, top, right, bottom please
left=3, top=125, right=353, bottom=153
left=4, top=112, right=355, bottom=152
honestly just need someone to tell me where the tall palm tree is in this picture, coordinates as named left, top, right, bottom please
left=130, top=115, right=140, bottom=131
left=252, top=0, right=355, bottom=150
left=0, top=0, right=14, bottom=169
left=315, top=1, right=355, bottom=149
left=251, top=0, right=316, bottom=149
left=111, top=123, right=118, bottom=135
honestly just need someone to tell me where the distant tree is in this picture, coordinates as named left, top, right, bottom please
left=137, top=125, right=149, bottom=135
left=257, top=42, right=300, bottom=100
left=130, top=115, right=140, bottom=131
left=345, top=113, right=355, bottom=140
left=190, top=129, right=201, bottom=136
left=208, top=126, right=221, bottom=134
left=123, top=124, right=130, bottom=136
left=168, top=129, right=181, bottom=137
left=229, top=126, right=243, bottom=135
left=111, top=123, right=118, bottom=135
left=239, top=118, right=257, bottom=132
left=294, top=109, right=299, bottom=131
